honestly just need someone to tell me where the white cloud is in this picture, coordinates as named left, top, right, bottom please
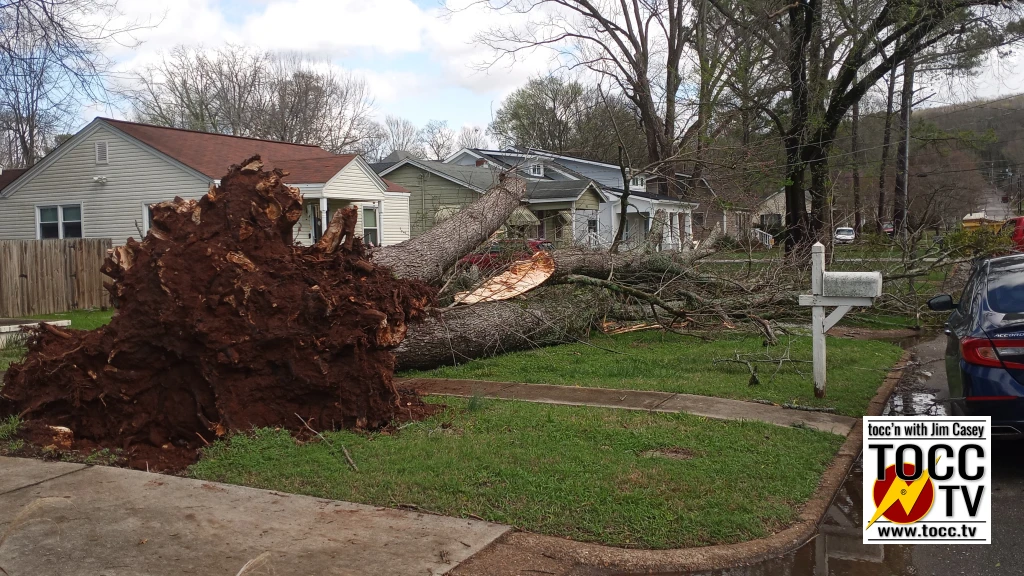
left=107, top=0, right=234, bottom=71
left=240, top=0, right=427, bottom=55
left=421, top=1, right=555, bottom=95
left=356, top=69, right=429, bottom=104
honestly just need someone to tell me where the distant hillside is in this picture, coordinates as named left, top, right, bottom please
left=825, top=93, right=1024, bottom=229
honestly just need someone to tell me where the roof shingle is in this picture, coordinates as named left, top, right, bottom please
left=103, top=118, right=350, bottom=183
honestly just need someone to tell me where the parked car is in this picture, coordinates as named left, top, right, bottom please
left=459, top=239, right=555, bottom=271
left=928, top=254, right=1024, bottom=437
left=999, top=216, right=1024, bottom=252
left=881, top=222, right=895, bottom=236
left=834, top=227, right=856, bottom=244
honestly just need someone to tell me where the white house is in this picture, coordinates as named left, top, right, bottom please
left=0, top=118, right=411, bottom=247
left=444, top=147, right=698, bottom=250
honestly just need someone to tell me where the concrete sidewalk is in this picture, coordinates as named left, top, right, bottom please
left=400, top=378, right=857, bottom=435
left=0, top=457, right=509, bottom=576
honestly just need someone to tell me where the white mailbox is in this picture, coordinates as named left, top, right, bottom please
left=798, top=243, right=881, bottom=398
left=822, top=271, right=883, bottom=298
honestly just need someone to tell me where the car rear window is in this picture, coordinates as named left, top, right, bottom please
left=537, top=242, right=555, bottom=252
left=987, top=267, right=1024, bottom=313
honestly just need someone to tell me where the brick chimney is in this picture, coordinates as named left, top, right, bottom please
left=475, top=158, right=487, bottom=167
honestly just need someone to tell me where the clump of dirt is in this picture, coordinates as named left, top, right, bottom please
left=0, top=156, right=436, bottom=471
left=641, top=447, right=697, bottom=460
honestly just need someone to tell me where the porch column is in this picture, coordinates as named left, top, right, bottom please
left=570, top=203, right=577, bottom=243
left=669, top=211, right=678, bottom=249
left=319, top=197, right=329, bottom=239
left=684, top=211, right=693, bottom=243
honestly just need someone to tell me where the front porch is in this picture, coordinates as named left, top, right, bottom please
left=294, top=196, right=382, bottom=247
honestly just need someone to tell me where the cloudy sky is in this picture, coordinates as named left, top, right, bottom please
left=93, top=0, right=1024, bottom=133
left=94, top=0, right=557, bottom=133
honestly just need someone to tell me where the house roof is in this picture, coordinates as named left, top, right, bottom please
left=603, top=186, right=696, bottom=205
left=525, top=180, right=600, bottom=202
left=0, top=168, right=27, bottom=193
left=382, top=178, right=409, bottom=193
left=377, top=158, right=508, bottom=193
left=102, top=118, right=347, bottom=183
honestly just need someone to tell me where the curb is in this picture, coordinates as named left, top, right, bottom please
left=463, top=351, right=913, bottom=573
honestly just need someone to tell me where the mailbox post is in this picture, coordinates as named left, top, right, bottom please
left=798, top=243, right=882, bottom=398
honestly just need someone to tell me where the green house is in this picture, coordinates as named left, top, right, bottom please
left=373, top=157, right=606, bottom=247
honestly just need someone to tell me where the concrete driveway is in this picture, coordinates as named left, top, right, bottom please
left=0, top=457, right=509, bottom=576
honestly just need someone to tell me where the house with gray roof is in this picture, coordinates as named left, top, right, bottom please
left=443, top=148, right=700, bottom=249
left=374, top=156, right=617, bottom=248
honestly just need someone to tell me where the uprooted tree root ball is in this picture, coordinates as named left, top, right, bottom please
left=0, top=156, right=436, bottom=471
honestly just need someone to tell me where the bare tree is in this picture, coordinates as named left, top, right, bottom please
left=456, top=125, right=489, bottom=149
left=127, top=46, right=378, bottom=154
left=380, top=115, right=423, bottom=158
left=420, top=119, right=456, bottom=160
left=0, top=0, right=145, bottom=167
left=473, top=1, right=695, bottom=189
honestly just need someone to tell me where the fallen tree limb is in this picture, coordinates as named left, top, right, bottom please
left=561, top=274, right=689, bottom=321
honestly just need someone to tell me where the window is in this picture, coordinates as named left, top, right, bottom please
left=94, top=141, right=109, bottom=164
left=760, top=214, right=782, bottom=228
left=37, top=204, right=82, bottom=239
left=528, top=163, right=544, bottom=177
left=362, top=206, right=379, bottom=246
left=987, top=267, right=1024, bottom=313
left=587, top=218, right=598, bottom=234
left=630, top=175, right=646, bottom=189
left=692, top=212, right=706, bottom=227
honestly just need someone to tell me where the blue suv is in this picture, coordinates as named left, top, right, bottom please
left=929, top=254, right=1024, bottom=437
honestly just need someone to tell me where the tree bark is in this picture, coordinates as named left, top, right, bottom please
left=851, top=0, right=863, bottom=234
left=852, top=97, right=863, bottom=233
left=394, top=286, right=607, bottom=371
left=610, top=146, right=631, bottom=253
left=876, top=62, right=898, bottom=232
left=372, top=175, right=527, bottom=284
left=893, top=55, right=915, bottom=238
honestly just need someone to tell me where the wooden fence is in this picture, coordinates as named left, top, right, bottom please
left=0, top=239, right=112, bottom=317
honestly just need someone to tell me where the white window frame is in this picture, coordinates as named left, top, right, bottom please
left=36, top=203, right=83, bottom=239
left=141, top=203, right=157, bottom=234
left=362, top=204, right=380, bottom=247
left=94, top=141, right=109, bottom=165
left=630, top=175, right=646, bottom=189
left=528, top=163, right=544, bottom=177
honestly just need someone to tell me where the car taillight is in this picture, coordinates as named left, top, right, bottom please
left=961, top=337, right=1024, bottom=370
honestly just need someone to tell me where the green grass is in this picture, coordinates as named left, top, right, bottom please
left=0, top=309, right=115, bottom=371
left=0, top=415, right=23, bottom=452
left=402, top=332, right=904, bottom=417
left=191, top=398, right=843, bottom=549
left=31, top=308, right=115, bottom=330
left=0, top=345, right=24, bottom=372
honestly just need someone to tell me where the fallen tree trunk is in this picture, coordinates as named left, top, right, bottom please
left=394, top=286, right=608, bottom=371
left=373, top=175, right=527, bottom=284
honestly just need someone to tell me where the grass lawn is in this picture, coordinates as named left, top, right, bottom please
left=192, top=398, right=844, bottom=549
left=402, top=331, right=904, bottom=417
left=31, top=308, right=115, bottom=330
left=0, top=309, right=115, bottom=371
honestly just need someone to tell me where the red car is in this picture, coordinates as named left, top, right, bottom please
left=459, top=239, right=555, bottom=270
left=1000, top=217, right=1024, bottom=252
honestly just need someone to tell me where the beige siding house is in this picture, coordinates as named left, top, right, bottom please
left=0, top=118, right=411, bottom=247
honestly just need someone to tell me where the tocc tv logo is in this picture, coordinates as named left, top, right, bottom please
left=863, top=417, right=991, bottom=544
